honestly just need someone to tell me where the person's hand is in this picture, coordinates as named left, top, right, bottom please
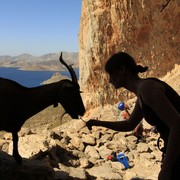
left=86, top=119, right=96, bottom=130
left=158, top=166, right=172, bottom=180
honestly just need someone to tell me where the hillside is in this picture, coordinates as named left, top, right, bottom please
left=0, top=51, right=78, bottom=71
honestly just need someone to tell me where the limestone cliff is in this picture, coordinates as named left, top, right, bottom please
left=78, top=0, right=179, bottom=110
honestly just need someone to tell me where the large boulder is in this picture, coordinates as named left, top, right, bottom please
left=0, top=151, right=54, bottom=180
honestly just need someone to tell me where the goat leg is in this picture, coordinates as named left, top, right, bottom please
left=12, top=132, right=22, bottom=164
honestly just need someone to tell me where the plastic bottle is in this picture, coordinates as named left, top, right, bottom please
left=116, top=152, right=129, bottom=169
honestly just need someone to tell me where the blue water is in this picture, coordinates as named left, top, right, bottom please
left=0, top=67, right=79, bottom=87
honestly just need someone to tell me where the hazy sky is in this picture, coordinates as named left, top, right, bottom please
left=0, top=0, right=82, bottom=56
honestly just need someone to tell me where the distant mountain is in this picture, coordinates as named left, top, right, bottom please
left=0, top=52, right=78, bottom=71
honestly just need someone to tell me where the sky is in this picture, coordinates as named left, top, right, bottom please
left=0, top=0, right=82, bottom=56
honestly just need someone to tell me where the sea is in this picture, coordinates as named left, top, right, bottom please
left=0, top=67, right=79, bottom=87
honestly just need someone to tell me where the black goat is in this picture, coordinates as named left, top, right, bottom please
left=0, top=52, right=85, bottom=164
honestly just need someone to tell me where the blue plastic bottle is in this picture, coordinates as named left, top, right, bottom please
left=116, top=152, right=129, bottom=169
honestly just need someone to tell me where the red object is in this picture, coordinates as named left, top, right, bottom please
left=107, top=155, right=113, bottom=160
left=121, top=110, right=130, bottom=119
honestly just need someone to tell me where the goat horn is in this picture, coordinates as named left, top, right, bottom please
left=59, top=52, right=77, bottom=82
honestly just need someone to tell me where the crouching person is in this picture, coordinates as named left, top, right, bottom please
left=86, top=52, right=180, bottom=180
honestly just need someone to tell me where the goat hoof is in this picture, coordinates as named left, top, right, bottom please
left=14, top=155, right=22, bottom=165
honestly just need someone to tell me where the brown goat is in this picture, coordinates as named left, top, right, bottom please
left=0, top=52, right=85, bottom=164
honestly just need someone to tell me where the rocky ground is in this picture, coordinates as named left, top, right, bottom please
left=0, top=118, right=162, bottom=180
left=0, top=64, right=179, bottom=180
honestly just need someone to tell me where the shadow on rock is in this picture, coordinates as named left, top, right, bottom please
left=31, top=145, right=79, bottom=168
left=0, top=151, right=54, bottom=180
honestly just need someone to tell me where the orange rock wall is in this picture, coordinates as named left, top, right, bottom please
left=78, top=0, right=180, bottom=109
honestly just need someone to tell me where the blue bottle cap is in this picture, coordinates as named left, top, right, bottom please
left=118, top=102, right=124, bottom=111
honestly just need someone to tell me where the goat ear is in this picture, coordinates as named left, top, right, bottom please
left=64, top=83, right=74, bottom=88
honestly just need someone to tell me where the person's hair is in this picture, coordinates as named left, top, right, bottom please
left=105, top=52, right=148, bottom=74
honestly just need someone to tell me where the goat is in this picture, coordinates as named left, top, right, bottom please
left=0, top=52, right=85, bottom=164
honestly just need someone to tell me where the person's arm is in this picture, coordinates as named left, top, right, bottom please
left=86, top=100, right=143, bottom=132
left=140, top=81, right=180, bottom=180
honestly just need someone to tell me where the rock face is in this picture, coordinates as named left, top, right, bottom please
left=78, top=0, right=180, bottom=109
